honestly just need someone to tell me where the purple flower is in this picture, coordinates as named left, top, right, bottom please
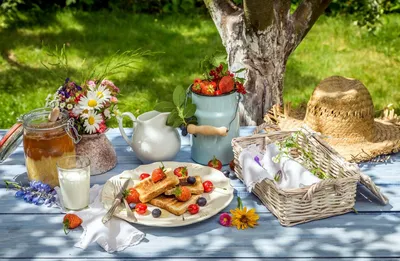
left=65, top=78, right=70, bottom=83
left=219, top=213, right=232, bottom=227
left=254, top=156, right=261, bottom=166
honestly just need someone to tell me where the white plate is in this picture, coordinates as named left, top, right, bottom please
left=101, top=161, right=234, bottom=227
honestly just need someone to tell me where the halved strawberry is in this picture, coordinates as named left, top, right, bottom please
left=173, top=186, right=191, bottom=202
left=219, top=76, right=234, bottom=94
left=174, top=166, right=188, bottom=177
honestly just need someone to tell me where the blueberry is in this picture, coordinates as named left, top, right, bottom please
left=152, top=208, right=162, bottom=218
left=222, top=170, right=230, bottom=177
left=129, top=203, right=136, bottom=209
left=187, top=176, right=196, bottom=184
left=197, top=197, right=207, bottom=207
left=179, top=124, right=185, bottom=131
left=182, top=128, right=188, bottom=137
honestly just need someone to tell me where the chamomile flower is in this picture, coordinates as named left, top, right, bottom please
left=60, top=102, right=66, bottom=109
left=83, top=111, right=103, bottom=134
left=104, top=108, right=111, bottom=119
left=95, top=85, right=112, bottom=102
left=78, top=91, right=103, bottom=110
left=67, top=104, right=74, bottom=110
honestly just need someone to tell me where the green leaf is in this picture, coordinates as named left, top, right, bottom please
left=167, top=110, right=179, bottom=126
left=234, top=68, right=246, bottom=74
left=187, top=116, right=198, bottom=125
left=172, top=118, right=183, bottom=128
left=183, top=103, right=196, bottom=118
left=173, top=86, right=186, bottom=107
left=154, top=101, right=175, bottom=112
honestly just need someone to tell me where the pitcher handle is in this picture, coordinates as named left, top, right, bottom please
left=117, top=112, right=137, bottom=147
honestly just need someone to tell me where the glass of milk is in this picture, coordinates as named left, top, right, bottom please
left=57, top=155, right=90, bottom=210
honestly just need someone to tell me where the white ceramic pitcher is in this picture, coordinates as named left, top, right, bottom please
left=117, top=110, right=181, bottom=163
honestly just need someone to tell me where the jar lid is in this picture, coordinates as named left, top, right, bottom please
left=0, top=123, right=23, bottom=163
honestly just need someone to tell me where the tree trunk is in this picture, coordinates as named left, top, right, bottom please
left=204, top=0, right=332, bottom=126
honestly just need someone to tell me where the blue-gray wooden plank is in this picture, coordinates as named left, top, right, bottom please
left=1, top=128, right=400, bottom=260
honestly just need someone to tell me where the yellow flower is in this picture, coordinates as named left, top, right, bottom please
left=230, top=207, right=259, bottom=230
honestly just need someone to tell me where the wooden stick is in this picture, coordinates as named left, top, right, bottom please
left=48, top=107, right=60, bottom=122
left=187, top=124, right=228, bottom=136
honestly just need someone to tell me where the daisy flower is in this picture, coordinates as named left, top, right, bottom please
left=95, top=85, right=112, bottom=102
left=82, top=111, right=103, bottom=134
left=104, top=108, right=111, bottom=119
left=78, top=91, right=103, bottom=110
left=67, top=104, right=74, bottom=110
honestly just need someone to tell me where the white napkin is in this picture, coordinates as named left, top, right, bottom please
left=239, top=143, right=321, bottom=191
left=55, top=185, right=145, bottom=253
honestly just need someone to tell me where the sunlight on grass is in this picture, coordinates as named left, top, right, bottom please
left=0, top=11, right=399, bottom=128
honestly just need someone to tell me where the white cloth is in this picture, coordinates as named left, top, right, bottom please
left=239, top=143, right=321, bottom=191
left=55, top=184, right=145, bottom=253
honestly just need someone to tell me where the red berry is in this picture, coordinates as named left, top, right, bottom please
left=208, top=156, right=222, bottom=170
left=152, top=166, right=166, bottom=183
left=203, top=180, right=214, bottom=193
left=135, top=203, right=147, bottom=215
left=174, top=166, right=188, bottom=177
left=219, top=76, right=234, bottom=94
left=173, top=186, right=192, bottom=202
left=124, top=187, right=141, bottom=204
left=192, top=82, right=202, bottom=93
left=63, top=214, right=82, bottom=234
left=215, top=90, right=221, bottom=96
left=229, top=160, right=235, bottom=171
left=188, top=204, right=199, bottom=215
left=140, top=173, right=150, bottom=180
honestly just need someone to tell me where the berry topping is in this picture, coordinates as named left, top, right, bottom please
left=188, top=204, right=199, bottom=215
left=152, top=163, right=166, bottom=183
left=123, top=188, right=141, bottom=204
left=174, top=166, right=188, bottom=177
left=135, top=203, right=147, bottom=215
left=173, top=186, right=192, bottom=202
left=196, top=197, right=207, bottom=207
left=187, top=176, right=196, bottom=184
left=203, top=180, right=214, bottom=193
left=140, top=173, right=150, bottom=180
left=152, top=208, right=162, bottom=218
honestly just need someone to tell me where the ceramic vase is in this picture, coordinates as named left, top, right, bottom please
left=75, top=131, right=117, bottom=175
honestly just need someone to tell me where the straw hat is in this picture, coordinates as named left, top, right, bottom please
left=266, top=76, right=400, bottom=163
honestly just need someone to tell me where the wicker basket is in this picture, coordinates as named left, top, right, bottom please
left=232, top=123, right=361, bottom=226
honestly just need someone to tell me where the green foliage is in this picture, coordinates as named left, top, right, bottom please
left=154, top=86, right=198, bottom=128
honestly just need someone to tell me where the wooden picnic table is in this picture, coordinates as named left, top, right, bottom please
left=0, top=127, right=400, bottom=260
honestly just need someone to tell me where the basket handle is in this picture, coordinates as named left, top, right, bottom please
left=302, top=177, right=358, bottom=201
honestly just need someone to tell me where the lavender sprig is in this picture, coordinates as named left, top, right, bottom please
left=4, top=180, right=57, bottom=206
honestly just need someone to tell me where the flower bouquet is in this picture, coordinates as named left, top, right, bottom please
left=43, top=45, right=150, bottom=174
left=46, top=78, right=120, bottom=135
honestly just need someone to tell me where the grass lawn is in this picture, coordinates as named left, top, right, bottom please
left=0, top=11, right=399, bottom=128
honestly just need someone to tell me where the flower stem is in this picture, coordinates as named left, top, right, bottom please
left=237, top=196, right=243, bottom=210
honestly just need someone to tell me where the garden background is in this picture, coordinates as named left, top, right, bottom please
left=0, top=0, right=399, bottom=128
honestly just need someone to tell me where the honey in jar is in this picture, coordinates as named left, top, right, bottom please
left=22, top=108, right=79, bottom=187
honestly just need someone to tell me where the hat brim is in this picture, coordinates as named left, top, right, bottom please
left=267, top=109, right=400, bottom=163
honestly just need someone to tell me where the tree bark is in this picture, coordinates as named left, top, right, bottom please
left=204, top=0, right=332, bottom=125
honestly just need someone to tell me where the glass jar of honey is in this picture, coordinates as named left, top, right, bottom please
left=22, top=108, right=80, bottom=187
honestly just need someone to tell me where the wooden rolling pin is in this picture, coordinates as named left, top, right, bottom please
left=187, top=124, right=228, bottom=137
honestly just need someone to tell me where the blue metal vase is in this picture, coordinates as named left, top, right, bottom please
left=191, top=91, right=240, bottom=165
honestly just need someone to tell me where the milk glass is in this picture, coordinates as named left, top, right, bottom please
left=57, top=155, right=90, bottom=210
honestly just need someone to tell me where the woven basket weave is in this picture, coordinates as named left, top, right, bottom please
left=232, top=123, right=361, bottom=226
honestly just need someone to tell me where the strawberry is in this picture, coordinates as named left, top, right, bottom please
left=192, top=82, right=202, bottom=93
left=215, top=90, right=222, bottom=96
left=124, top=187, right=141, bottom=204
left=173, top=186, right=192, bottom=202
left=208, top=156, right=222, bottom=170
left=174, top=166, right=188, bottom=177
left=229, top=159, right=235, bottom=171
left=152, top=164, right=166, bottom=183
left=202, top=83, right=215, bottom=96
left=219, top=76, right=234, bottom=94
left=63, top=214, right=82, bottom=235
